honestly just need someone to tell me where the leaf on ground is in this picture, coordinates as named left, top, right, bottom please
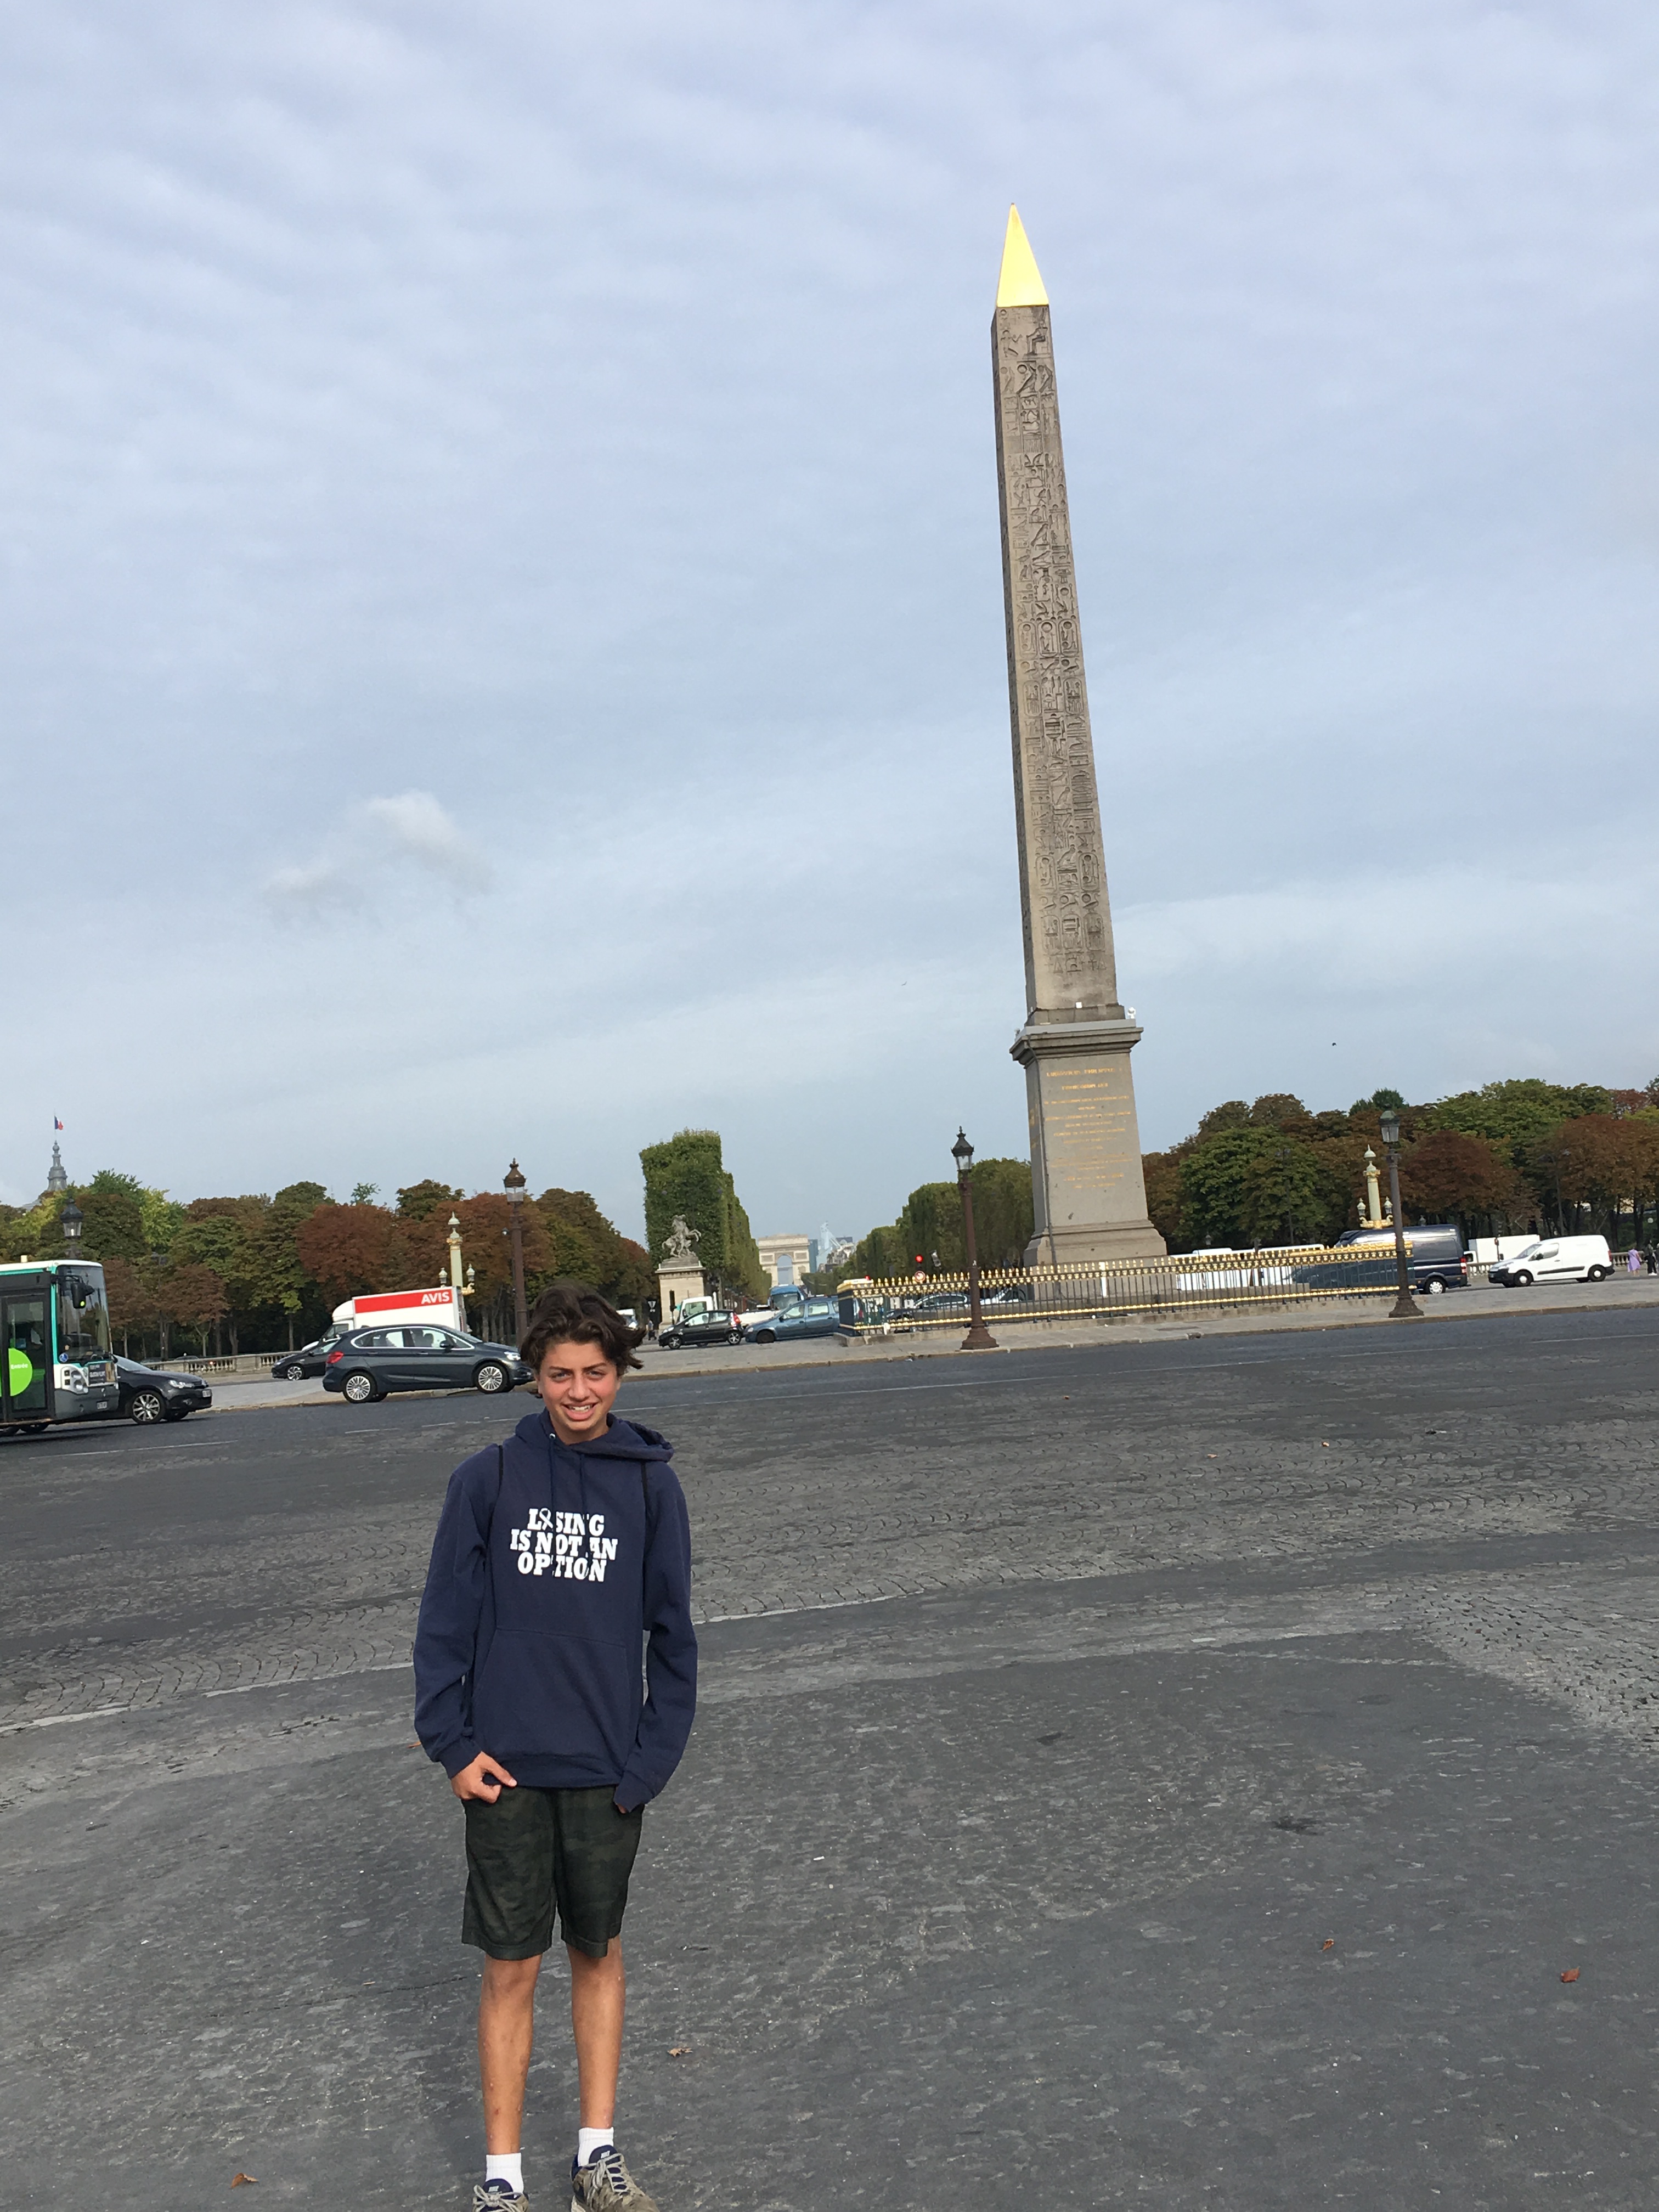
left=1322, top=1938, right=1335, bottom=1951
left=669, top=2046, right=690, bottom=2057
left=1560, top=1968, right=1581, bottom=1983
left=231, top=2176, right=258, bottom=2188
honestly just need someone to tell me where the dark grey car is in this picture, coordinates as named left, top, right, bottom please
left=322, top=1325, right=529, bottom=1404
left=116, top=1357, right=213, bottom=1424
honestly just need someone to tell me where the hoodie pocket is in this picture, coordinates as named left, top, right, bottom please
left=474, top=1628, right=640, bottom=1765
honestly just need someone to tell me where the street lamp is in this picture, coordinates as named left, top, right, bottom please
left=60, top=1199, right=84, bottom=1263
left=504, top=1160, right=528, bottom=1345
left=1377, top=1109, right=1423, bottom=1322
left=951, top=1128, right=999, bottom=1352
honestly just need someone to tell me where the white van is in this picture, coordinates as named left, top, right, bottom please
left=331, top=1285, right=469, bottom=1333
left=1488, top=1235, right=1613, bottom=1287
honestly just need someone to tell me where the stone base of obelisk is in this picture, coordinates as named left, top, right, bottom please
left=1011, top=1019, right=1169, bottom=1267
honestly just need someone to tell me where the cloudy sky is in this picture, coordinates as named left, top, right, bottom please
left=5, top=0, right=1657, bottom=1241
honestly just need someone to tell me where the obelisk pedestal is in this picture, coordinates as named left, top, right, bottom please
left=992, top=207, right=1165, bottom=1267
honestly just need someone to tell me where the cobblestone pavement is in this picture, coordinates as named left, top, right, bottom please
left=3, top=1304, right=1658, bottom=2209
left=4, top=1308, right=1658, bottom=1740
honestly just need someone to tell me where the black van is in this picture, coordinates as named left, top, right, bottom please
left=1335, top=1225, right=1468, bottom=1295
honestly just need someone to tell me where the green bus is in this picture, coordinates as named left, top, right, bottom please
left=1, top=1260, right=119, bottom=1434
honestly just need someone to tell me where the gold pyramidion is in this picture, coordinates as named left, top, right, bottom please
left=995, top=205, right=1048, bottom=308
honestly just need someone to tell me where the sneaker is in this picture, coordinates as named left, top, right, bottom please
left=473, top=2184, right=528, bottom=2211
left=569, top=2144, right=659, bottom=2212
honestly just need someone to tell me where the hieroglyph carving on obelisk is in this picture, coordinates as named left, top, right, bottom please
left=994, top=206, right=1166, bottom=1265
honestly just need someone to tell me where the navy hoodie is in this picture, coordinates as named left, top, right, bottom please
left=413, top=1408, right=696, bottom=1812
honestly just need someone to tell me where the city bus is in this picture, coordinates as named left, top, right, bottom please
left=1, top=1259, right=119, bottom=1432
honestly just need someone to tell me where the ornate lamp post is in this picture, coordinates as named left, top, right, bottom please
left=1378, top=1108, right=1423, bottom=1321
left=60, top=1199, right=84, bottom=1264
left=951, top=1128, right=999, bottom=1352
left=504, top=1160, right=528, bottom=1344
left=442, top=1214, right=476, bottom=1316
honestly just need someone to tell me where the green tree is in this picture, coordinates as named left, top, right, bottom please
left=1248, top=1093, right=1314, bottom=1133
left=841, top=1160, right=1034, bottom=1282
left=1142, top=1150, right=1186, bottom=1248
left=1427, top=1079, right=1615, bottom=1163
left=397, top=1180, right=463, bottom=1222
left=1197, top=1101, right=1251, bottom=1136
left=76, top=1188, right=148, bottom=1261
left=965, top=1158, right=1035, bottom=1268
left=640, top=1131, right=765, bottom=1300
left=1186, top=1132, right=1327, bottom=1256
left=1236, top=1138, right=1327, bottom=1244
left=138, top=1188, right=185, bottom=1256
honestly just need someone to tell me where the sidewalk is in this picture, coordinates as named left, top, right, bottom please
left=198, top=1272, right=1659, bottom=1414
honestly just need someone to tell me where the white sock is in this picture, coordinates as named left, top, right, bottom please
left=485, top=2152, right=523, bottom=2196
left=577, top=2128, right=614, bottom=2168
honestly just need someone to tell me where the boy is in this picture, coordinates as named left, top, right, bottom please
left=414, top=1284, right=697, bottom=2212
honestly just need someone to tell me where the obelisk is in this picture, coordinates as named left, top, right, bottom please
left=993, top=206, right=1166, bottom=1266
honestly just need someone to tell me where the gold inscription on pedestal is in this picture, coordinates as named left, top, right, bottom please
left=1041, top=1061, right=1132, bottom=1201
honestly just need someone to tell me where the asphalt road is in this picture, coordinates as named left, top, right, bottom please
left=3, top=1307, right=1657, bottom=2209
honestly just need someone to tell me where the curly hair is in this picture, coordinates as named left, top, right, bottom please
left=519, top=1282, right=644, bottom=1376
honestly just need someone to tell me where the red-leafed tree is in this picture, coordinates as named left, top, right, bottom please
left=1399, top=1130, right=1528, bottom=1231
left=160, top=1263, right=230, bottom=1356
left=295, top=1203, right=414, bottom=1304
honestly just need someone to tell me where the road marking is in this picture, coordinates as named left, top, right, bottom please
left=0, top=1705, right=126, bottom=1735
left=205, top=1661, right=410, bottom=1697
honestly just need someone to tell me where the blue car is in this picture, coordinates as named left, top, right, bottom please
left=746, top=1296, right=844, bottom=1345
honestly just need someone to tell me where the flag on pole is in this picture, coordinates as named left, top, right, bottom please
left=54, top=1117, right=64, bottom=1131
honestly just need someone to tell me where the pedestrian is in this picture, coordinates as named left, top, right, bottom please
left=1628, top=1246, right=1642, bottom=1274
left=414, top=1283, right=697, bottom=2212
left=1646, top=1244, right=1658, bottom=1276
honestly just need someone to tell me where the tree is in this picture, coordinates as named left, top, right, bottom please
left=537, top=1189, right=656, bottom=1308
left=1178, top=1127, right=1316, bottom=1249
left=1533, top=1115, right=1659, bottom=1242
left=101, top=1256, right=164, bottom=1356
left=1429, top=1079, right=1615, bottom=1167
left=160, top=1263, right=229, bottom=1356
left=1142, top=1151, right=1186, bottom=1248
left=1197, top=1101, right=1251, bottom=1136
left=1399, top=1131, right=1527, bottom=1233
left=403, top=1193, right=553, bottom=1344
left=1248, top=1093, right=1314, bottom=1133
left=835, top=1160, right=1034, bottom=1283
left=964, top=1158, right=1035, bottom=1268
left=76, top=1188, right=148, bottom=1262
left=397, top=1180, right=463, bottom=1222
left=173, top=1200, right=270, bottom=1352
left=295, top=1203, right=414, bottom=1304
left=639, top=1131, right=765, bottom=1300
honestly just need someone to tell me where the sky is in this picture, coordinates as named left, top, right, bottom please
left=4, top=0, right=1657, bottom=1242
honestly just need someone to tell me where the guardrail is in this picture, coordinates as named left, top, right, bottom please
left=139, top=1352, right=287, bottom=1380
left=837, top=1244, right=1408, bottom=1334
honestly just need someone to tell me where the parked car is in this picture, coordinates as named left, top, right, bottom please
left=745, top=1296, right=844, bottom=1345
left=270, top=1334, right=341, bottom=1380
left=1334, top=1224, right=1469, bottom=1295
left=1488, top=1235, right=1614, bottom=1288
left=322, top=1325, right=530, bottom=1403
left=657, top=1310, right=744, bottom=1350
left=116, top=1356, right=213, bottom=1425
